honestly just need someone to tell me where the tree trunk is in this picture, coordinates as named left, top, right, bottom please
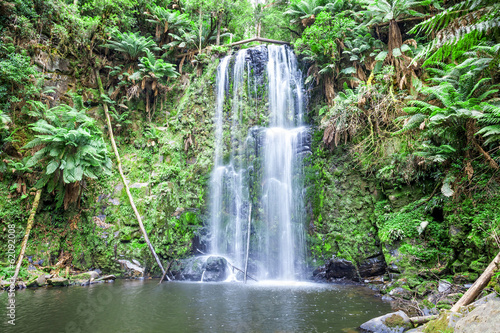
left=198, top=9, right=203, bottom=53
left=451, top=250, right=500, bottom=312
left=95, top=69, right=166, bottom=276
left=12, top=189, right=42, bottom=284
left=387, top=20, right=402, bottom=60
left=244, top=204, right=252, bottom=284
left=216, top=14, right=221, bottom=46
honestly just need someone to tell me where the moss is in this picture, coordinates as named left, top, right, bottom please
left=384, top=314, right=411, bottom=329
left=424, top=313, right=454, bottom=333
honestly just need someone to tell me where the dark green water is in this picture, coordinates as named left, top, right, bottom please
left=1, top=280, right=391, bottom=333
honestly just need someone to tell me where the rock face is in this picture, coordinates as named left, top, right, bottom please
left=359, top=310, right=411, bottom=333
left=454, top=294, right=500, bottom=333
left=171, top=256, right=228, bottom=282
left=312, top=254, right=386, bottom=281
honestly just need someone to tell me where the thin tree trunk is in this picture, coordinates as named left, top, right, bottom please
left=451, top=250, right=500, bottom=312
left=198, top=9, right=203, bottom=53
left=244, top=204, right=252, bottom=284
left=216, top=14, right=221, bottom=46
left=12, top=189, right=42, bottom=284
left=94, top=69, right=165, bottom=276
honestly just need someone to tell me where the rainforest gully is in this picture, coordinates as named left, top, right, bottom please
left=0, top=0, right=499, bottom=332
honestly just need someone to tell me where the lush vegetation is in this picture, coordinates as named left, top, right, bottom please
left=0, top=0, right=499, bottom=305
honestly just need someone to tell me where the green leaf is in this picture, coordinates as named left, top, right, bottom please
left=46, top=160, right=60, bottom=174
left=375, top=51, right=387, bottom=61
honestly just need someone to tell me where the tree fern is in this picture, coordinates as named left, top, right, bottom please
left=24, top=95, right=112, bottom=208
left=102, top=31, right=160, bottom=60
left=411, top=0, right=500, bottom=62
left=396, top=51, right=499, bottom=162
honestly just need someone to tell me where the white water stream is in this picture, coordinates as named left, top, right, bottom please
left=209, top=45, right=308, bottom=280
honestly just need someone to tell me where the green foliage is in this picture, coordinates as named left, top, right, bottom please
left=321, top=83, right=364, bottom=147
left=411, top=0, right=500, bottom=62
left=361, top=0, right=428, bottom=25
left=24, top=94, right=112, bottom=194
left=0, top=51, right=40, bottom=112
left=0, top=110, right=11, bottom=131
left=398, top=51, right=499, bottom=164
left=103, top=31, right=160, bottom=60
left=80, top=0, right=141, bottom=31
left=445, top=194, right=500, bottom=257
left=284, top=0, right=326, bottom=25
left=131, top=50, right=179, bottom=84
left=295, top=11, right=356, bottom=64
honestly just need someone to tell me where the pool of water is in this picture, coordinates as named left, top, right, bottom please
left=1, top=280, right=392, bottom=333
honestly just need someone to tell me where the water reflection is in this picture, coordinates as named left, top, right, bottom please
left=0, top=280, right=391, bottom=333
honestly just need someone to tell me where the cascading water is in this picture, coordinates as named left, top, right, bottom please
left=209, top=44, right=309, bottom=281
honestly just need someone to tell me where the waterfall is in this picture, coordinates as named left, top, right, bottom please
left=209, top=45, right=309, bottom=281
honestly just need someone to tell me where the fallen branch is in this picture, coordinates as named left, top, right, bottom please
left=12, top=189, right=42, bottom=285
left=227, top=262, right=258, bottom=282
left=451, top=250, right=500, bottom=312
left=159, top=260, right=176, bottom=284
left=244, top=204, right=252, bottom=284
left=94, top=69, right=165, bottom=276
left=409, top=315, right=438, bottom=325
left=474, top=141, right=499, bottom=170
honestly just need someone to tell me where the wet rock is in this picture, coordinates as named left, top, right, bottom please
left=449, top=225, right=461, bottom=236
left=202, top=256, right=228, bottom=282
left=358, top=255, right=387, bottom=277
left=360, top=310, right=411, bottom=333
left=73, top=271, right=100, bottom=280
left=117, top=259, right=145, bottom=278
left=438, top=280, right=452, bottom=293
left=313, top=254, right=386, bottom=281
left=47, top=277, right=69, bottom=287
left=108, top=198, right=120, bottom=206
left=389, top=287, right=412, bottom=300
left=364, top=275, right=385, bottom=284
left=171, top=256, right=228, bottom=282
left=27, top=274, right=47, bottom=287
left=36, top=274, right=46, bottom=286
left=419, top=294, right=500, bottom=333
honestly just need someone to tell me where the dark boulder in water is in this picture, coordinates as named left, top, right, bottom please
left=171, top=256, right=228, bottom=282
left=313, top=254, right=387, bottom=282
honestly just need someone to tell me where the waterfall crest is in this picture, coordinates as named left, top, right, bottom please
left=209, top=45, right=309, bottom=280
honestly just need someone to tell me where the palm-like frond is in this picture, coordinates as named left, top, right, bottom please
left=411, top=0, right=500, bottom=61
left=24, top=96, right=112, bottom=187
left=103, top=31, right=160, bottom=59
left=361, top=0, right=427, bottom=25
left=284, top=0, right=324, bottom=25
left=0, top=110, right=11, bottom=130
left=135, top=50, right=179, bottom=84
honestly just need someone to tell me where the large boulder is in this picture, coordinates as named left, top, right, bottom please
left=117, top=259, right=145, bottom=278
left=313, top=254, right=386, bottom=282
left=47, top=277, right=69, bottom=287
left=171, top=256, right=228, bottom=282
left=360, top=310, right=412, bottom=333
left=454, top=293, right=500, bottom=333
